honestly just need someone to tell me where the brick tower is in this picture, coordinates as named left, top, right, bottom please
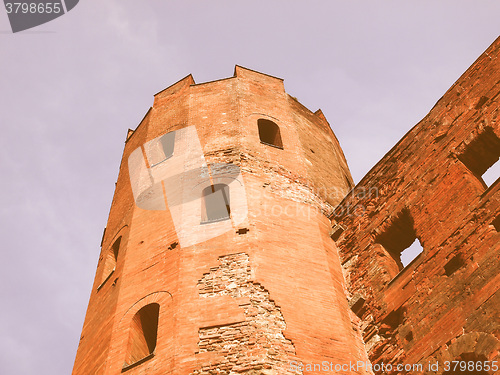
left=72, top=66, right=370, bottom=375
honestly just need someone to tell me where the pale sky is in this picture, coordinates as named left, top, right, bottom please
left=0, top=1, right=499, bottom=374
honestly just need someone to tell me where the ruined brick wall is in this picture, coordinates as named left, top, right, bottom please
left=191, top=252, right=301, bottom=375
left=72, top=66, right=370, bottom=374
left=332, top=37, right=500, bottom=373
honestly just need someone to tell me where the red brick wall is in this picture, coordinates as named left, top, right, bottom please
left=332, top=37, right=500, bottom=373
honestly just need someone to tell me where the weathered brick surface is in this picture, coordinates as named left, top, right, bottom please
left=332, top=37, right=500, bottom=373
left=191, top=253, right=301, bottom=375
left=72, top=66, right=368, bottom=374
left=74, top=37, right=500, bottom=375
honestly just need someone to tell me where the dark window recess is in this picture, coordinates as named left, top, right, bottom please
left=458, top=127, right=500, bottom=188
left=159, top=132, right=175, bottom=159
left=124, top=303, right=159, bottom=368
left=258, top=119, right=283, bottom=149
left=442, top=353, right=490, bottom=375
left=201, top=184, right=230, bottom=223
left=444, top=254, right=466, bottom=277
left=375, top=210, right=423, bottom=272
left=475, top=96, right=489, bottom=110
left=492, top=216, right=500, bottom=232
left=151, top=131, right=175, bottom=166
left=100, top=237, right=121, bottom=288
left=349, top=296, right=366, bottom=319
left=404, top=331, right=413, bottom=343
left=379, top=307, right=404, bottom=336
left=330, top=223, right=345, bottom=241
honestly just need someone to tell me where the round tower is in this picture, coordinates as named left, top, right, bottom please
left=72, top=66, right=370, bottom=375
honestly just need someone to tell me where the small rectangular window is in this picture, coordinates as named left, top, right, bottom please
left=349, top=296, right=366, bottom=319
left=375, top=209, right=423, bottom=273
left=379, top=307, right=404, bottom=336
left=330, top=223, right=345, bottom=241
left=458, top=127, right=500, bottom=188
left=201, top=184, right=230, bottom=223
left=444, top=254, right=465, bottom=276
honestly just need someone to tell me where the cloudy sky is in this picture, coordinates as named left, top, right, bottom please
left=0, top=1, right=499, bottom=374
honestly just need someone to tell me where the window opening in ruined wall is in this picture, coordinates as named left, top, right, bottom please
left=458, top=127, right=500, bottom=188
left=201, top=184, right=230, bottom=223
left=401, top=239, right=424, bottom=267
left=375, top=210, right=423, bottom=276
left=444, top=253, right=466, bottom=277
left=124, top=303, right=160, bottom=369
left=98, top=236, right=121, bottom=289
left=258, top=119, right=283, bottom=149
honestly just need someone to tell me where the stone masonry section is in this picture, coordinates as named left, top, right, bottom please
left=191, top=253, right=301, bottom=375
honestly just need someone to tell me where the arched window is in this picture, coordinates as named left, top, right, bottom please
left=99, top=237, right=121, bottom=289
left=201, top=184, right=230, bottom=223
left=148, top=131, right=175, bottom=167
left=258, top=119, right=283, bottom=149
left=125, top=303, right=160, bottom=367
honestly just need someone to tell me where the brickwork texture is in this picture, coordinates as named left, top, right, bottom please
left=73, top=37, right=500, bottom=375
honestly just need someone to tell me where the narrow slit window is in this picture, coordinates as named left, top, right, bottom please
left=375, top=209, right=423, bottom=274
left=258, top=119, right=283, bottom=149
left=201, top=184, right=230, bottom=223
left=125, top=303, right=160, bottom=368
left=458, top=127, right=500, bottom=188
